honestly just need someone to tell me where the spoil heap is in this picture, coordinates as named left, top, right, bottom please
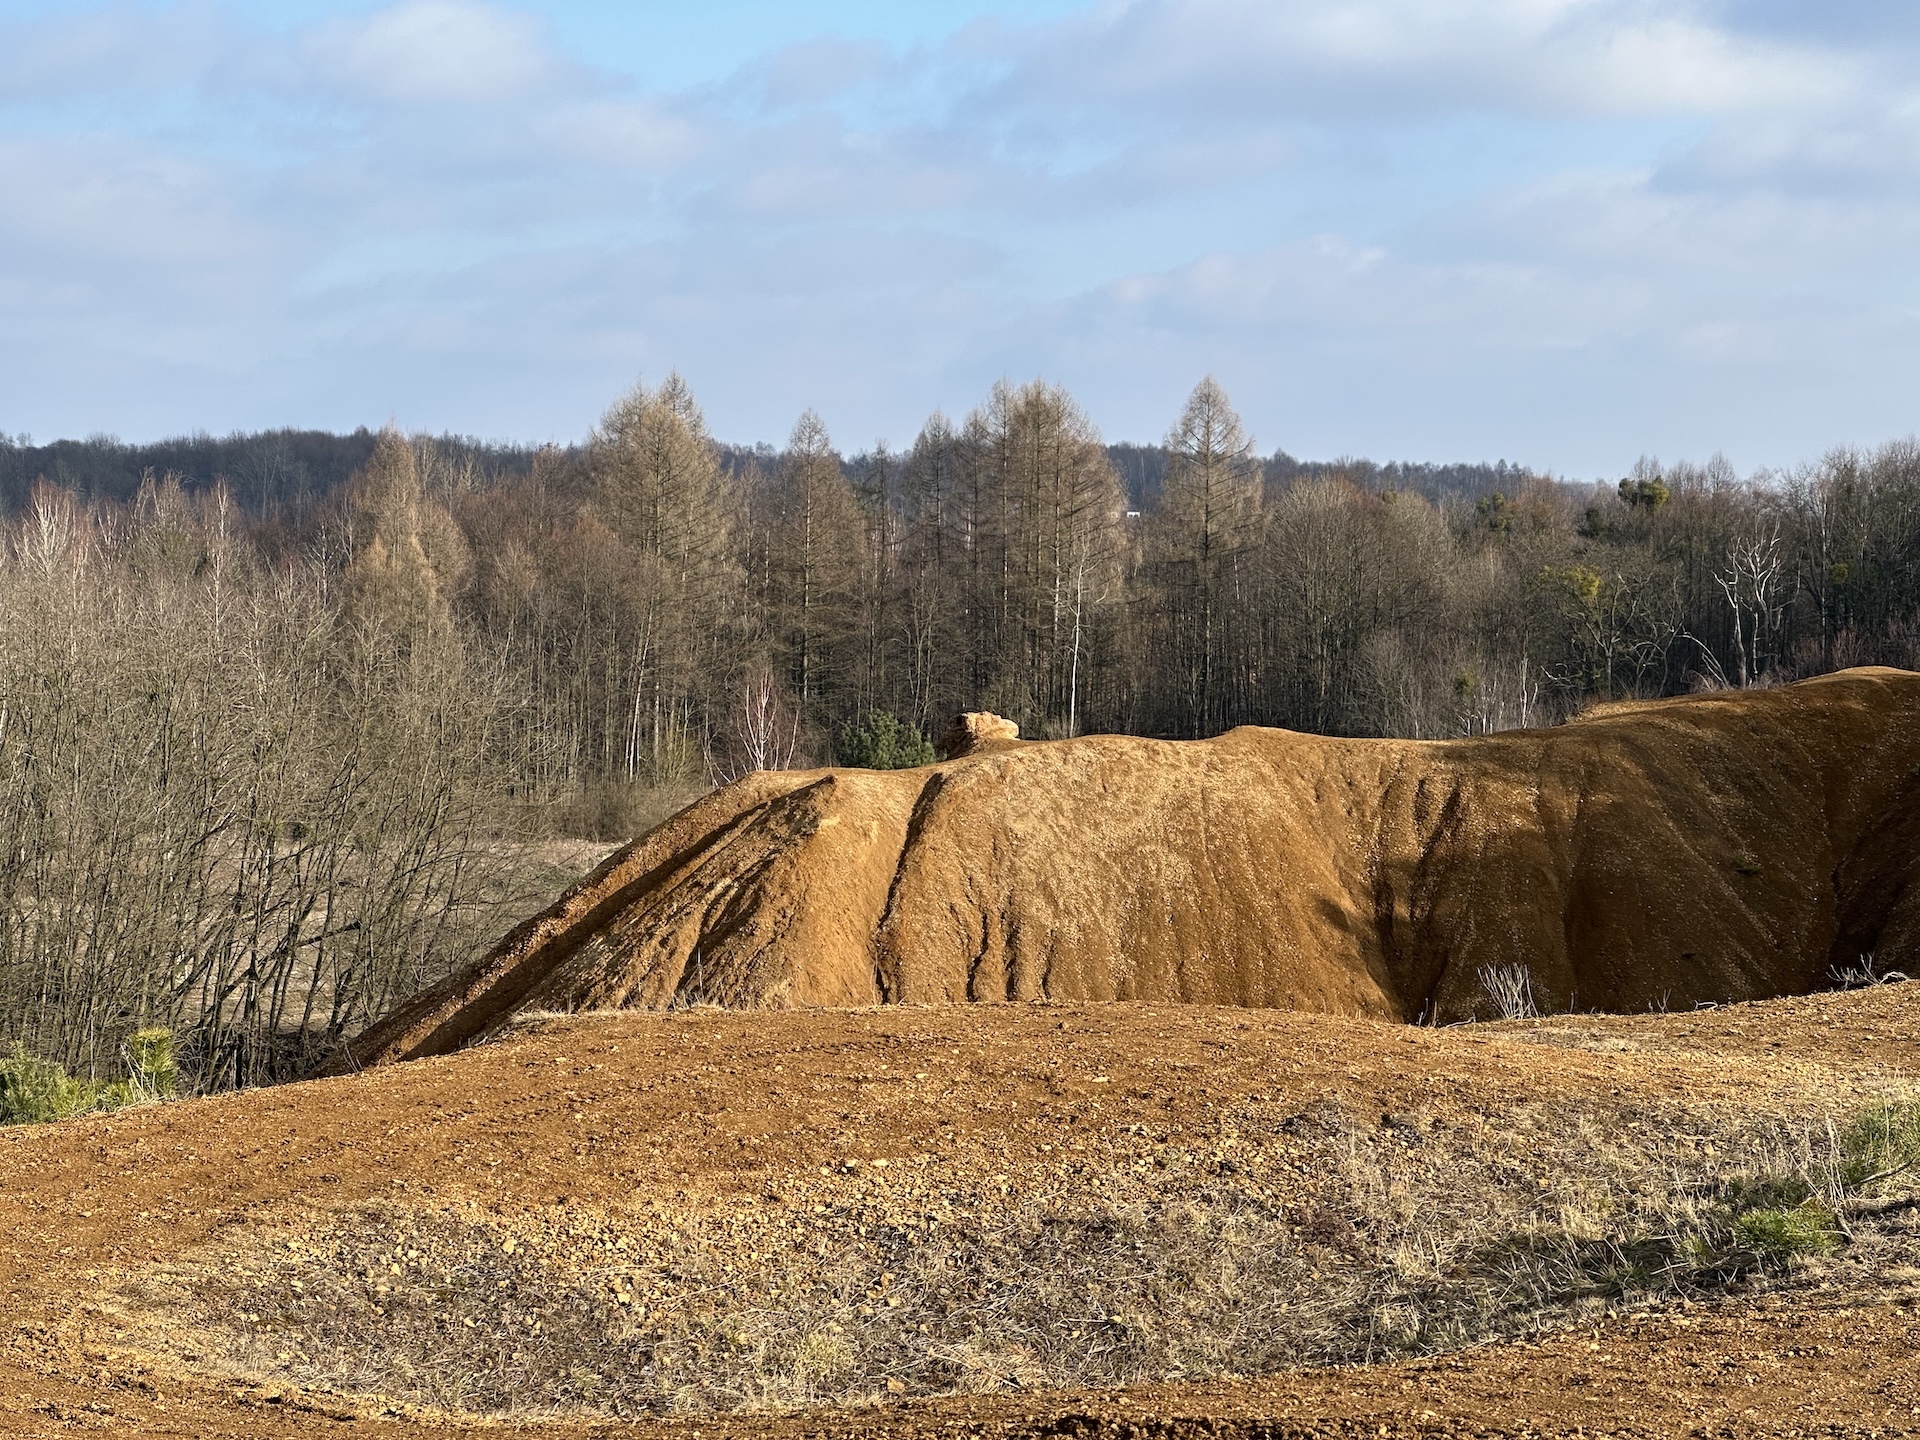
left=323, top=667, right=1920, bottom=1072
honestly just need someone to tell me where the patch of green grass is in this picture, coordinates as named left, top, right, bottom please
left=1720, top=1172, right=1814, bottom=1213
left=1731, top=1204, right=1839, bottom=1262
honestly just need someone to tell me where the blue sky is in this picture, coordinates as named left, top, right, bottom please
left=2, top=1, right=1917, bottom=474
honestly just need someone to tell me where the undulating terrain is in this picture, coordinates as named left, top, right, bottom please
left=2, top=988, right=1918, bottom=1437
left=5, top=668, right=1918, bottom=1437
left=327, top=668, right=1920, bottom=1072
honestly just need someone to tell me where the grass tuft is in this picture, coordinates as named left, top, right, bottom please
left=1838, top=1100, right=1920, bottom=1191
left=1731, top=1204, right=1839, bottom=1262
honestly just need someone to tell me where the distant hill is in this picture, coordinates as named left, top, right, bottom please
left=0, top=429, right=546, bottom=517
left=0, top=429, right=1559, bottom=520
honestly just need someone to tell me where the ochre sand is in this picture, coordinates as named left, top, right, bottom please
left=331, top=667, right=1920, bottom=1070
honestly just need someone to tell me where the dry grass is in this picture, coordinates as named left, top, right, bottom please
left=112, top=1089, right=1920, bottom=1419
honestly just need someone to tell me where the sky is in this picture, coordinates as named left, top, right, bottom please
left=2, top=1, right=1918, bottom=475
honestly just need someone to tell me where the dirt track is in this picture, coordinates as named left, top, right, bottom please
left=3, top=986, right=1918, bottom=1436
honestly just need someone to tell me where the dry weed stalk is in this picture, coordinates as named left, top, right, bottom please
left=1476, top=963, right=1540, bottom=1021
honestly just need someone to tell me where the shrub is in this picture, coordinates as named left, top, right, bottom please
left=0, top=1032, right=176, bottom=1125
left=1829, top=953, right=1912, bottom=990
left=0, top=1049, right=79, bottom=1124
left=126, top=1028, right=179, bottom=1099
left=837, top=713, right=935, bottom=770
left=1476, top=963, right=1538, bottom=1020
left=0, top=1047, right=128, bottom=1124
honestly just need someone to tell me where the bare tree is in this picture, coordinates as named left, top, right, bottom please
left=1716, top=532, right=1786, bottom=687
left=1151, top=378, right=1261, bottom=735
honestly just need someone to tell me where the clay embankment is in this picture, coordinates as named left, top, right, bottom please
left=322, top=667, right=1920, bottom=1072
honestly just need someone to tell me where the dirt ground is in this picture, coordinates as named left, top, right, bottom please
left=2, top=986, right=1918, bottom=1437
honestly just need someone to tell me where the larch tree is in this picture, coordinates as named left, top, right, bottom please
left=589, top=373, right=738, bottom=780
left=1151, top=377, right=1261, bottom=736
left=342, top=427, right=471, bottom=648
left=763, top=411, right=862, bottom=725
left=971, top=380, right=1125, bottom=735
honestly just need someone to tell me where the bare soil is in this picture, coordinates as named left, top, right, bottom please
left=2, top=984, right=1918, bottom=1436
left=328, top=667, right=1920, bottom=1072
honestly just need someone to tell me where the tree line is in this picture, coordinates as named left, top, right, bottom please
left=2, top=374, right=1919, bottom=1087
left=438, top=374, right=1920, bottom=799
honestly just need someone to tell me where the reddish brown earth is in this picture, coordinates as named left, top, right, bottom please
left=325, top=668, right=1920, bottom=1074
left=2, top=986, right=1918, bottom=1437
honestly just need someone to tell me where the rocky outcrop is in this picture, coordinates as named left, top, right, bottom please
left=938, top=712, right=1022, bottom=759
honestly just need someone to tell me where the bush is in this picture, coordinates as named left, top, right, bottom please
left=550, top=778, right=701, bottom=841
left=1476, top=963, right=1538, bottom=1020
left=837, top=713, right=935, bottom=770
left=126, top=1028, right=179, bottom=1100
left=0, top=1031, right=177, bottom=1125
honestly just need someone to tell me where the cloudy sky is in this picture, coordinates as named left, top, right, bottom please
left=2, top=1, right=1916, bottom=473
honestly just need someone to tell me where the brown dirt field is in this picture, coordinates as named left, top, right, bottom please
left=3, top=985, right=1919, bottom=1437
left=323, top=668, right=1920, bottom=1074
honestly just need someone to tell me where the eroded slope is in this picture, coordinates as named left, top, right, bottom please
left=327, top=667, right=1920, bottom=1072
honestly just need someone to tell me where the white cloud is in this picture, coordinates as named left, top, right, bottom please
left=1, top=0, right=1918, bottom=471
left=0, top=135, right=270, bottom=273
left=1003, top=148, right=1920, bottom=468
left=0, top=4, right=224, bottom=98
left=305, top=0, right=557, bottom=104
left=995, top=0, right=1858, bottom=120
left=533, top=99, right=705, bottom=171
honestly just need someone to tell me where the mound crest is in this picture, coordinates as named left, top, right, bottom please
left=322, top=667, right=1920, bottom=1072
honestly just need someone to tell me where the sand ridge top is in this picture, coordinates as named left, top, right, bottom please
left=325, top=667, right=1920, bottom=1073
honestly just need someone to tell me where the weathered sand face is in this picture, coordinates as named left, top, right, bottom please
left=937, top=710, right=1022, bottom=758
left=321, top=667, right=1920, bottom=1072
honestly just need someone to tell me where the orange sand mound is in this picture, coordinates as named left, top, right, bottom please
left=324, top=667, right=1920, bottom=1072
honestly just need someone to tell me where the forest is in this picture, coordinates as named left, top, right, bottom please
left=1, top=374, right=1916, bottom=1089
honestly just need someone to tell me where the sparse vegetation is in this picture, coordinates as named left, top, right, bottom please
left=1478, top=963, right=1540, bottom=1020
left=1830, top=952, right=1912, bottom=990
left=1838, top=1099, right=1920, bottom=1190
left=1730, top=1203, right=1838, bottom=1262
left=125, top=1089, right=1920, bottom=1417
